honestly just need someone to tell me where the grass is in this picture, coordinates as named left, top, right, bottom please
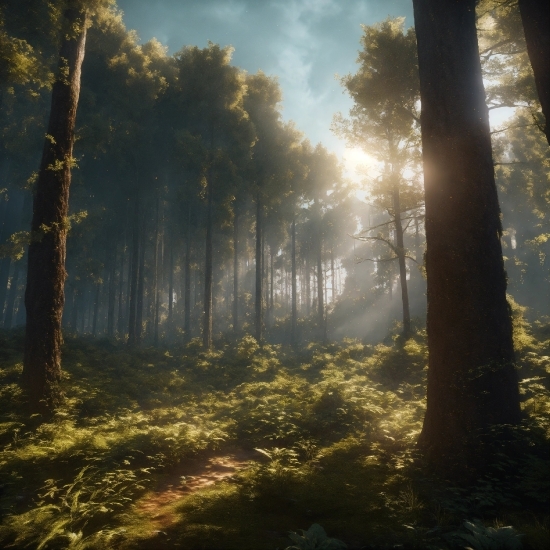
left=0, top=321, right=548, bottom=549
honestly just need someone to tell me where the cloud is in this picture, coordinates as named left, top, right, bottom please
left=116, top=0, right=414, bottom=166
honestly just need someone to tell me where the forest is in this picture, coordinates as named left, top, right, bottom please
left=0, top=0, right=548, bottom=548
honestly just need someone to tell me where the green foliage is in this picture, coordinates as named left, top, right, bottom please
left=0, top=329, right=548, bottom=549
left=286, top=523, right=347, bottom=550
left=446, top=520, right=523, bottom=550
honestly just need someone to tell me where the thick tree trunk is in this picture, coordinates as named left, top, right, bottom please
left=255, top=192, right=262, bottom=342
left=233, top=205, right=239, bottom=332
left=22, top=4, right=87, bottom=412
left=412, top=0, right=521, bottom=467
left=203, top=176, right=213, bottom=349
left=518, top=0, right=550, bottom=145
left=392, top=180, right=411, bottom=335
left=291, top=218, right=297, bottom=344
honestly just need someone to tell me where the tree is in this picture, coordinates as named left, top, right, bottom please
left=22, top=0, right=89, bottom=412
left=412, top=0, right=521, bottom=469
left=334, top=19, right=421, bottom=336
left=518, top=0, right=550, bottom=145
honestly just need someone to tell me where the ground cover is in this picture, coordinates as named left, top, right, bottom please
left=0, top=316, right=548, bottom=549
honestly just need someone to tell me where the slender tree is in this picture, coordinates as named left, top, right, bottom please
left=22, top=2, right=88, bottom=412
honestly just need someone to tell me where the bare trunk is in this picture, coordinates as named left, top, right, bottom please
left=413, top=0, right=520, bottom=467
left=184, top=205, right=192, bottom=338
left=255, top=192, right=262, bottom=342
left=518, top=0, right=550, bottom=145
left=107, top=247, right=117, bottom=338
left=92, top=282, right=100, bottom=337
left=3, top=261, right=21, bottom=329
left=23, top=4, right=87, bottom=412
left=233, top=205, right=239, bottom=332
left=135, top=219, right=146, bottom=345
left=392, top=180, right=411, bottom=335
left=203, top=175, right=213, bottom=349
left=127, top=195, right=140, bottom=345
left=291, top=218, right=297, bottom=344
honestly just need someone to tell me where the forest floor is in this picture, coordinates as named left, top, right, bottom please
left=0, top=312, right=548, bottom=549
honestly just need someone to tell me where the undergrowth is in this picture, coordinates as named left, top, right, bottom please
left=0, top=318, right=547, bottom=549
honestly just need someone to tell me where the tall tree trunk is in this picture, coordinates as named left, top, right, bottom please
left=22, top=4, right=87, bottom=412
left=107, top=247, right=117, bottom=338
left=135, top=219, right=146, bottom=345
left=233, top=204, right=239, bottom=332
left=153, top=194, right=160, bottom=347
left=255, top=192, right=262, bottom=342
left=70, top=286, right=78, bottom=331
left=203, top=174, right=214, bottom=349
left=184, top=205, right=192, bottom=338
left=331, top=248, right=335, bottom=303
left=291, top=217, right=297, bottom=345
left=127, top=194, right=140, bottom=345
left=92, top=282, right=100, bottom=337
left=316, top=223, right=325, bottom=337
left=518, top=0, right=550, bottom=145
left=117, top=242, right=125, bottom=336
left=168, top=235, right=173, bottom=325
left=412, top=0, right=521, bottom=468
left=270, top=247, right=274, bottom=326
left=3, top=261, right=20, bottom=329
left=392, top=178, right=411, bottom=335
left=305, top=254, right=310, bottom=316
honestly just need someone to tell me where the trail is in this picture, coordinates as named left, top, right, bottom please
left=137, top=449, right=256, bottom=529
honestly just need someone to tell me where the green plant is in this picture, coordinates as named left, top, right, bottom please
left=446, top=519, right=523, bottom=550
left=285, top=523, right=347, bottom=550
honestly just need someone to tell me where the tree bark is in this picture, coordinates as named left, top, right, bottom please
left=316, top=216, right=325, bottom=338
left=269, top=247, right=274, bottom=326
left=117, top=241, right=125, bottom=336
left=255, top=192, right=262, bottom=342
left=203, top=174, right=213, bottom=349
left=127, top=194, right=140, bottom=345
left=153, top=193, right=161, bottom=347
left=392, top=179, right=411, bottom=335
left=135, top=218, right=146, bottom=345
left=412, top=0, right=521, bottom=468
left=291, top=217, right=297, bottom=345
left=107, top=247, right=117, bottom=338
left=518, top=0, right=550, bottom=145
left=92, top=282, right=100, bottom=337
left=3, top=261, right=20, bottom=329
left=22, top=4, right=87, bottom=412
left=233, top=204, right=239, bottom=332
left=168, top=234, right=173, bottom=325
left=184, top=205, right=192, bottom=338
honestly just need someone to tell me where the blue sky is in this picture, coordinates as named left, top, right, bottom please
left=116, top=0, right=415, bottom=177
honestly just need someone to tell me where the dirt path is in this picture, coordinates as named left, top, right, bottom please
left=137, top=449, right=257, bottom=529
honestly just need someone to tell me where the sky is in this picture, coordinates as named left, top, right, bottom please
left=116, top=0, right=416, bottom=181
left=115, top=0, right=511, bottom=185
